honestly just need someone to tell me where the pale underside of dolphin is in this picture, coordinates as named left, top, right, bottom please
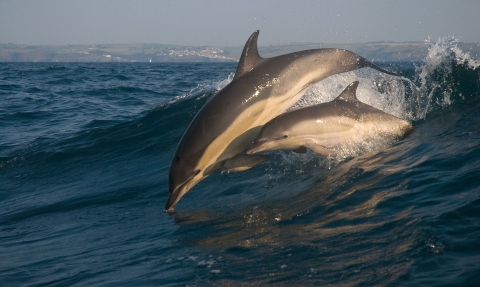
left=166, top=31, right=399, bottom=211
left=246, top=81, right=413, bottom=156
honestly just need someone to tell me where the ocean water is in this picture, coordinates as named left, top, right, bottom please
left=1, top=37, right=480, bottom=286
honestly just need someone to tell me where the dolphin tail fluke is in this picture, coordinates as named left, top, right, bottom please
left=222, top=154, right=268, bottom=172
left=292, top=146, right=307, bottom=154
left=363, top=60, right=399, bottom=76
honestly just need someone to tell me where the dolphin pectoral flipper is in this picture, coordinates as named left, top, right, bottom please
left=305, top=143, right=330, bottom=156
left=222, top=154, right=268, bottom=172
left=292, top=147, right=307, bottom=154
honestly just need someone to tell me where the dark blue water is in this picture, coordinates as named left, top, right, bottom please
left=1, top=38, right=480, bottom=286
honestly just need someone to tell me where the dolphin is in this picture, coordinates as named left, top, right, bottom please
left=167, top=31, right=398, bottom=211
left=246, top=81, right=413, bottom=156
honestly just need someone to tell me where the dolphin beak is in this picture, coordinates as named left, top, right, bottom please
left=165, top=179, right=193, bottom=212
left=166, top=172, right=197, bottom=212
left=165, top=185, right=184, bottom=212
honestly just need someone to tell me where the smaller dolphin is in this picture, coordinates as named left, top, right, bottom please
left=246, top=81, right=413, bottom=156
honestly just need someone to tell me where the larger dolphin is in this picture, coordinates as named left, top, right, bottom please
left=246, top=81, right=413, bottom=156
left=167, top=31, right=398, bottom=211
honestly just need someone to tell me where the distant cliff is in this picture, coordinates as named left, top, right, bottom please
left=0, top=42, right=478, bottom=62
left=0, top=43, right=240, bottom=63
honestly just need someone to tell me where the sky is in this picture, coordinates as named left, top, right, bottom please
left=1, top=0, right=479, bottom=46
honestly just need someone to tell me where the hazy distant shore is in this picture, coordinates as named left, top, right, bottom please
left=1, top=42, right=479, bottom=62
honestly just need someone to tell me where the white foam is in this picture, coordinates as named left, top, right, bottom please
left=213, top=72, right=234, bottom=91
left=413, top=37, right=480, bottom=118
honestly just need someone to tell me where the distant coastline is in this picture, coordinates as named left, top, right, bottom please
left=1, top=42, right=479, bottom=62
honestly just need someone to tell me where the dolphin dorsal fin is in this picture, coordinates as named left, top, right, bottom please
left=334, top=81, right=360, bottom=102
left=234, top=31, right=263, bottom=80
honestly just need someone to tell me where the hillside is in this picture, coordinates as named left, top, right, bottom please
left=0, top=42, right=479, bottom=62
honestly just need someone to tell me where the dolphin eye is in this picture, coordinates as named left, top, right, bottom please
left=283, top=135, right=288, bottom=139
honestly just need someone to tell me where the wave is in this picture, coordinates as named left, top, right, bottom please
left=3, top=37, right=478, bottom=176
